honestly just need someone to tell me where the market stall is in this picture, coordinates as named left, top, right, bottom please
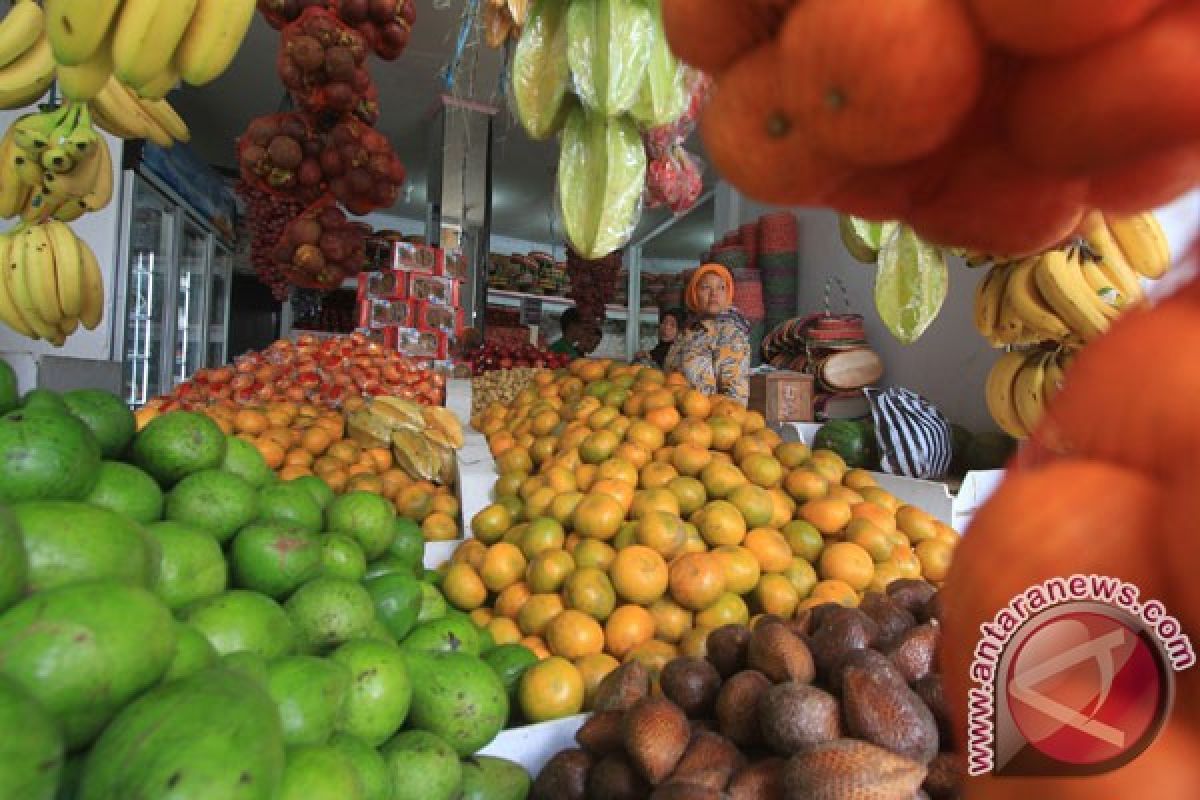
left=1, top=1, right=1199, bottom=800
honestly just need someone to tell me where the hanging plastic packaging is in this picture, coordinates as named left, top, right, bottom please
left=557, top=107, right=647, bottom=260
left=874, top=225, right=949, bottom=344
left=511, top=0, right=573, bottom=140
left=630, top=0, right=687, bottom=128
left=566, top=0, right=654, bottom=116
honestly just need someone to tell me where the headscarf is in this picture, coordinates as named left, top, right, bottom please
left=686, top=263, right=734, bottom=314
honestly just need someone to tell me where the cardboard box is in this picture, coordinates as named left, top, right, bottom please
left=358, top=298, right=411, bottom=329
left=414, top=301, right=463, bottom=335
left=749, top=371, right=814, bottom=424
left=358, top=270, right=401, bottom=300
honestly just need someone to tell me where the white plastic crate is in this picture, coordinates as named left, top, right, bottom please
left=477, top=714, right=589, bottom=776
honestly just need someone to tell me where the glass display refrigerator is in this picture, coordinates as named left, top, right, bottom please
left=112, top=143, right=237, bottom=407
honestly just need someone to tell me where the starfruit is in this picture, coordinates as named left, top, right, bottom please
left=371, top=396, right=424, bottom=431
left=392, top=429, right=440, bottom=483
left=512, top=0, right=572, bottom=140
left=345, top=410, right=392, bottom=449
left=422, top=406, right=465, bottom=449
left=558, top=107, right=647, bottom=259
left=567, top=0, right=654, bottom=116
left=630, top=0, right=687, bottom=128
left=875, top=226, right=949, bottom=345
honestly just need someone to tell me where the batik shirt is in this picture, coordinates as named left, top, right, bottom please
left=664, top=313, right=751, bottom=405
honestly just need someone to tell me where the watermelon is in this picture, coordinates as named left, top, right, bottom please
left=813, top=420, right=871, bottom=468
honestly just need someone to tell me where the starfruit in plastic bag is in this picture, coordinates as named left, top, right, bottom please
left=839, top=216, right=898, bottom=265
left=392, top=428, right=440, bottom=483
left=567, top=0, right=654, bottom=116
left=422, top=406, right=465, bottom=449
left=630, top=0, right=687, bottom=129
left=371, top=396, right=424, bottom=431
left=875, top=225, right=949, bottom=345
left=511, top=0, right=572, bottom=140
left=345, top=409, right=392, bottom=449
left=558, top=107, right=647, bottom=260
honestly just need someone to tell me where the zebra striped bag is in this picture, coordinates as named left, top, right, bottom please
left=863, top=387, right=953, bottom=480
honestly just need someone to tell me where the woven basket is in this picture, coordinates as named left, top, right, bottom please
left=709, top=245, right=750, bottom=271
left=758, top=212, right=799, bottom=253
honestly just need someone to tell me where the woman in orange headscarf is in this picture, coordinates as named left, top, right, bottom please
left=664, top=263, right=753, bottom=404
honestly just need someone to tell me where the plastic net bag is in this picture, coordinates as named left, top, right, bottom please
left=646, top=145, right=704, bottom=215
left=322, top=117, right=406, bottom=215
left=273, top=197, right=368, bottom=291
left=278, top=8, right=379, bottom=124
left=237, top=111, right=327, bottom=205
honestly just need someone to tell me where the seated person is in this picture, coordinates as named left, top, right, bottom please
left=550, top=309, right=604, bottom=359
left=636, top=308, right=683, bottom=368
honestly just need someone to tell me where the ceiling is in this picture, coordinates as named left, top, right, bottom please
left=171, top=2, right=716, bottom=263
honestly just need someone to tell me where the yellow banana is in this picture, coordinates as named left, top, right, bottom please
left=94, top=79, right=174, bottom=147
left=57, top=38, right=115, bottom=102
left=45, top=219, right=83, bottom=318
left=986, top=350, right=1029, bottom=439
left=24, top=223, right=63, bottom=326
left=1012, top=351, right=1051, bottom=434
left=1042, top=350, right=1069, bottom=406
left=46, top=0, right=122, bottom=66
left=6, top=228, right=60, bottom=340
left=1034, top=249, right=1110, bottom=343
left=88, top=97, right=145, bottom=141
left=82, top=134, right=113, bottom=211
left=134, top=60, right=179, bottom=100
left=138, top=97, right=190, bottom=144
left=973, top=262, right=1009, bottom=341
left=1079, top=213, right=1145, bottom=305
left=0, top=128, right=32, bottom=218
left=11, top=106, right=70, bottom=154
left=177, top=0, right=256, bottom=87
left=1002, top=256, right=1071, bottom=340
left=0, top=233, right=34, bottom=337
left=21, top=186, right=68, bottom=224
left=77, top=237, right=104, bottom=330
left=0, top=0, right=45, bottom=70
left=112, top=0, right=199, bottom=91
left=1076, top=253, right=1123, bottom=320
left=52, top=198, right=88, bottom=222
left=1104, top=212, right=1171, bottom=281
left=42, top=143, right=102, bottom=201
left=0, top=33, right=54, bottom=110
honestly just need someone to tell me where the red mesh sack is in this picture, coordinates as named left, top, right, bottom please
left=237, top=111, right=327, bottom=204
left=274, top=197, right=368, bottom=291
left=257, top=0, right=334, bottom=30
left=334, top=0, right=415, bottom=61
left=237, top=180, right=307, bottom=301
left=646, top=146, right=704, bottom=215
left=278, top=8, right=379, bottom=124
left=322, top=117, right=406, bottom=215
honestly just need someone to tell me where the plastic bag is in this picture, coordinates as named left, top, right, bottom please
left=557, top=106, right=646, bottom=260
left=874, top=225, right=949, bottom=344
left=646, top=145, right=704, bottom=215
left=236, top=111, right=327, bottom=204
left=278, top=8, right=378, bottom=124
left=630, top=0, right=687, bottom=128
left=566, top=0, right=654, bottom=116
left=511, top=0, right=573, bottom=140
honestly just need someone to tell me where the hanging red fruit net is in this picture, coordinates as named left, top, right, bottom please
left=237, top=111, right=327, bottom=204
left=258, top=0, right=415, bottom=61
left=238, top=180, right=307, bottom=301
left=323, top=116, right=405, bottom=215
left=566, top=248, right=622, bottom=326
left=278, top=8, right=379, bottom=125
left=272, top=198, right=369, bottom=291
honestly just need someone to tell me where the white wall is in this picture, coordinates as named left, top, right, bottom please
left=737, top=191, right=1200, bottom=433
left=0, top=105, right=126, bottom=382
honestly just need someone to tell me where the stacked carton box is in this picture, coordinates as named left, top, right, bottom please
left=356, top=242, right=466, bottom=360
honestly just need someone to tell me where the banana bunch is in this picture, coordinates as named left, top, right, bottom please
left=0, top=220, right=105, bottom=345
left=0, top=0, right=54, bottom=110
left=88, top=75, right=190, bottom=148
left=973, top=212, right=1170, bottom=348
left=1, top=103, right=115, bottom=224
left=46, top=0, right=256, bottom=99
left=985, top=348, right=1073, bottom=440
